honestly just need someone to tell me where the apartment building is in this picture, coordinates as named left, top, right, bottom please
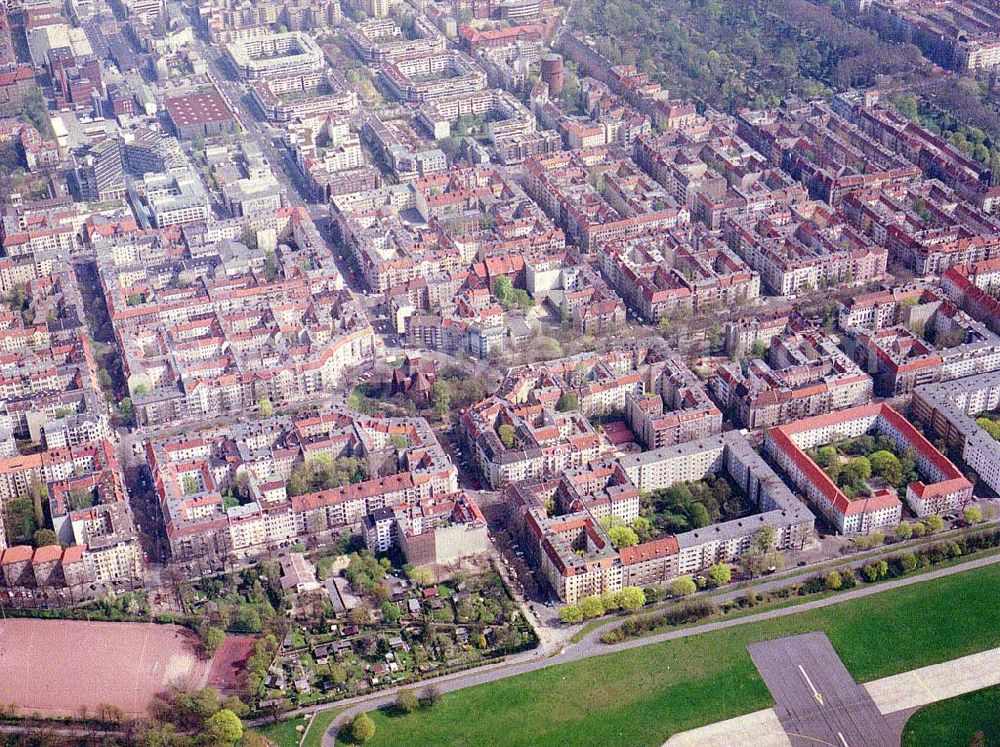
left=724, top=201, right=888, bottom=296
left=713, top=326, right=873, bottom=430
left=150, top=408, right=458, bottom=568
left=510, top=430, right=814, bottom=601
left=599, top=226, right=760, bottom=321
left=766, top=404, right=971, bottom=531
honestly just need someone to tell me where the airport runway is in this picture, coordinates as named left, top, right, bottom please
left=748, top=632, right=895, bottom=747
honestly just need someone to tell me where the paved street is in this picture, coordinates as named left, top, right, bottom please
left=749, top=633, right=894, bottom=747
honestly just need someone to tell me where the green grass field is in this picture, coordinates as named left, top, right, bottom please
left=257, top=716, right=308, bottom=747
left=336, top=564, right=1000, bottom=747
left=257, top=709, right=340, bottom=747
left=902, top=685, right=1000, bottom=747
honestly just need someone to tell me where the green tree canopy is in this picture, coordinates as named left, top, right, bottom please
left=498, top=423, right=516, bottom=448
left=396, top=688, right=418, bottom=714
left=205, top=709, right=242, bottom=746
left=579, top=595, right=605, bottom=619
left=32, top=528, right=58, bottom=547
left=350, top=712, right=376, bottom=744
left=493, top=276, right=514, bottom=306
left=607, top=524, right=639, bottom=548
left=706, top=563, right=732, bottom=587
left=964, top=506, right=983, bottom=524
left=556, top=392, right=579, bottom=412
left=619, top=586, right=646, bottom=612
left=257, top=396, right=273, bottom=418
left=670, top=577, right=696, bottom=597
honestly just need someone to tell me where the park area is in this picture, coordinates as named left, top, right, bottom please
left=336, top=563, right=1000, bottom=747
left=0, top=619, right=217, bottom=718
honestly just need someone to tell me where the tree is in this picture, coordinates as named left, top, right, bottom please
left=182, top=475, right=200, bottom=495
left=750, top=525, right=776, bottom=553
left=559, top=604, right=584, bottom=623
left=670, top=577, right=697, bottom=597
left=813, top=445, right=837, bottom=468
left=607, top=524, right=639, bottom=548
left=350, top=712, right=376, bottom=744
left=745, top=526, right=779, bottom=577
left=964, top=506, right=983, bottom=524
left=431, top=380, right=453, bottom=419
left=510, top=288, right=533, bottom=312
left=896, top=522, right=913, bottom=540
left=690, top=502, right=711, bottom=528
left=199, top=625, right=226, bottom=657
left=4, top=496, right=38, bottom=546
left=32, top=528, right=58, bottom=547
left=257, top=396, right=273, bottom=418
left=899, top=552, right=918, bottom=572
left=924, top=515, right=945, bottom=534
left=707, top=563, right=732, bottom=587
left=869, top=450, right=902, bottom=485
left=707, top=322, right=722, bottom=351
left=825, top=571, right=842, bottom=590
left=381, top=601, right=400, bottom=623
left=205, top=709, right=243, bottom=746
left=420, top=685, right=441, bottom=708
left=843, top=456, right=872, bottom=483
left=911, top=521, right=927, bottom=538
left=579, top=595, right=605, bottom=619
left=493, top=276, right=514, bottom=306
left=287, top=455, right=367, bottom=496
left=396, top=688, right=418, bottom=714
left=632, top=515, right=653, bottom=542
left=119, top=397, right=134, bottom=422
left=619, top=586, right=646, bottom=612
left=556, top=393, right=579, bottom=412
left=498, top=424, right=516, bottom=449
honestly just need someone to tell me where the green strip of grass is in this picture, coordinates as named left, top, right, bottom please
left=338, top=563, right=1000, bottom=747
left=614, top=546, right=1000, bottom=642
left=256, top=708, right=340, bottom=747
left=302, top=709, right=341, bottom=747
left=902, top=684, right=1000, bottom=747
left=257, top=716, right=309, bottom=747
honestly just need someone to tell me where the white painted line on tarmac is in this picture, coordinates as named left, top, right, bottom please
left=798, top=664, right=824, bottom=705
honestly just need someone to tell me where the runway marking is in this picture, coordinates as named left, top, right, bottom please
left=785, top=733, right=838, bottom=746
left=837, top=733, right=849, bottom=747
left=798, top=664, right=824, bottom=705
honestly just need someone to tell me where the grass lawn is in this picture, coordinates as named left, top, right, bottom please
left=337, top=564, right=1000, bottom=747
left=257, top=715, right=310, bottom=747
left=303, top=710, right=341, bottom=747
left=256, top=709, right=340, bottom=747
left=902, top=685, right=1000, bottom=747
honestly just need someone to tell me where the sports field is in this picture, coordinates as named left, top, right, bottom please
left=338, top=564, right=1000, bottom=747
left=0, top=619, right=210, bottom=718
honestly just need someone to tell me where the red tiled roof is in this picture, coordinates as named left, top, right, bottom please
left=1, top=545, right=33, bottom=563
left=619, top=536, right=678, bottom=564
left=32, top=544, right=62, bottom=563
